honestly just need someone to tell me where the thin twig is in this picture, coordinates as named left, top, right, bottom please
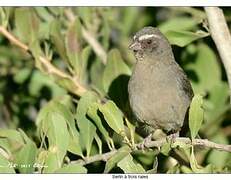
left=72, top=150, right=118, bottom=166
left=0, top=26, right=28, bottom=51
left=0, top=26, right=87, bottom=97
left=142, top=137, right=231, bottom=152
left=64, top=8, right=107, bottom=65
left=71, top=137, right=231, bottom=166
left=204, top=7, right=231, bottom=102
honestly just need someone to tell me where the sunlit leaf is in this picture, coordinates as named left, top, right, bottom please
left=50, top=20, right=68, bottom=62
left=98, top=100, right=125, bottom=136
left=185, top=44, right=221, bottom=94
left=207, top=134, right=230, bottom=168
left=14, top=140, right=37, bottom=173
left=121, top=7, right=140, bottom=35
left=15, top=8, right=39, bottom=43
left=189, top=94, right=204, bottom=139
left=55, top=164, right=87, bottom=173
left=159, top=17, right=198, bottom=33
left=104, top=146, right=130, bottom=173
left=103, top=49, right=131, bottom=93
left=103, top=49, right=131, bottom=110
left=87, top=102, right=114, bottom=150
left=147, top=157, right=158, bottom=173
left=36, top=100, right=70, bottom=170
left=190, top=147, right=214, bottom=173
left=94, top=133, right=102, bottom=154
left=13, top=68, right=31, bottom=84
left=35, top=7, right=54, bottom=22
left=117, top=154, right=145, bottom=173
left=164, top=30, right=209, bottom=47
left=42, top=148, right=60, bottom=173
left=0, top=154, right=15, bottom=173
left=76, top=91, right=98, bottom=157
left=160, top=142, right=171, bottom=156
left=65, top=18, right=82, bottom=74
left=203, top=82, right=230, bottom=127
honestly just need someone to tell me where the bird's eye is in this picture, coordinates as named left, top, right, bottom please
left=146, top=39, right=152, bottom=44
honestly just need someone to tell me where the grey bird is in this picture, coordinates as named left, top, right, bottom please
left=128, top=27, right=193, bottom=137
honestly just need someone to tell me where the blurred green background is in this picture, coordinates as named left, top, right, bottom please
left=0, top=7, right=230, bottom=173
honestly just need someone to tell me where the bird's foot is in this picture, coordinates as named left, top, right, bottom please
left=167, top=131, right=179, bottom=144
left=138, top=133, right=153, bottom=150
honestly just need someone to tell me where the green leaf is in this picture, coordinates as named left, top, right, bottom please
left=87, top=102, right=114, bottom=150
left=13, top=68, right=31, bottom=84
left=0, top=7, right=12, bottom=28
left=36, top=100, right=70, bottom=169
left=35, top=7, right=54, bottom=22
left=68, top=130, right=83, bottom=157
left=117, top=154, right=145, bottom=173
left=47, top=7, right=64, bottom=17
left=0, top=154, right=15, bottom=173
left=160, top=142, right=171, bottom=156
left=77, top=7, right=92, bottom=29
left=14, top=140, right=37, bottom=173
left=94, top=133, right=102, bottom=154
left=79, top=46, right=91, bottom=83
left=101, top=16, right=110, bottom=50
left=55, top=164, right=87, bottom=173
left=42, top=97, right=83, bottom=158
left=104, top=146, right=130, bottom=173
left=164, top=30, right=209, bottom=47
left=29, top=70, right=66, bottom=97
left=98, top=100, right=125, bottom=136
left=121, top=7, right=140, bottom=35
left=103, top=49, right=131, bottom=110
left=159, top=17, right=198, bottom=33
left=147, top=157, right=158, bottom=173
left=50, top=20, right=68, bottom=63
left=185, top=44, right=221, bottom=94
left=124, top=118, right=135, bottom=147
left=15, top=8, right=39, bottom=44
left=167, top=164, right=180, bottom=174
left=203, top=82, right=230, bottom=126
left=180, top=165, right=193, bottom=173
left=189, top=94, right=204, bottom=139
left=42, top=149, right=60, bottom=173
left=76, top=91, right=98, bottom=157
left=65, top=18, right=82, bottom=75
left=207, top=134, right=230, bottom=168
left=190, top=147, right=214, bottom=173
left=0, top=129, right=24, bottom=153
left=89, top=58, right=105, bottom=95
left=103, top=48, right=131, bottom=92
left=47, top=113, right=69, bottom=162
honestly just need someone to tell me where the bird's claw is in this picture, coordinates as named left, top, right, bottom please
left=138, top=134, right=153, bottom=150
left=167, top=131, right=179, bottom=144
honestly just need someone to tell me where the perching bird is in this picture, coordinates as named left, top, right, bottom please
left=128, top=27, right=193, bottom=137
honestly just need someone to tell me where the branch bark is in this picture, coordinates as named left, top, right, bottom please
left=71, top=137, right=231, bottom=166
left=0, top=26, right=87, bottom=97
left=204, top=7, right=231, bottom=102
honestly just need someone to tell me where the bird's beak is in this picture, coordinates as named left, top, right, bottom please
left=129, top=41, right=142, bottom=51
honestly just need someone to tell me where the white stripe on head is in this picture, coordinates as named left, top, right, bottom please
left=138, top=34, right=160, bottom=41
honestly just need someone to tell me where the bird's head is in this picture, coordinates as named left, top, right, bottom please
left=129, top=27, right=170, bottom=61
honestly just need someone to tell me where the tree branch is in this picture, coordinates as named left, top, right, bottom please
left=204, top=7, right=231, bottom=102
left=64, top=8, right=107, bottom=65
left=0, top=26, right=87, bottom=97
left=71, top=137, right=231, bottom=166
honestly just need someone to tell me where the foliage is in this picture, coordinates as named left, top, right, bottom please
left=0, top=7, right=230, bottom=173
